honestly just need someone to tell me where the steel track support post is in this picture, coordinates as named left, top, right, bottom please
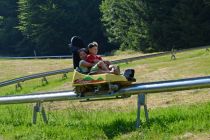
left=32, top=102, right=48, bottom=124
left=41, top=77, right=48, bottom=85
left=33, top=103, right=38, bottom=124
left=136, top=93, right=149, bottom=128
left=171, top=48, right=176, bottom=60
left=41, top=106, right=48, bottom=124
left=62, top=73, right=68, bottom=79
left=15, top=82, right=22, bottom=91
left=136, top=94, right=141, bottom=128
left=144, top=104, right=149, bottom=123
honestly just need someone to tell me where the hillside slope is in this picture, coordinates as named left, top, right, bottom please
left=0, top=48, right=209, bottom=139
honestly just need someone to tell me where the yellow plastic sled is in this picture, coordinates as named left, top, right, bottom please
left=72, top=70, right=135, bottom=96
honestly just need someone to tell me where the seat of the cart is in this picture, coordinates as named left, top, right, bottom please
left=72, top=70, right=130, bottom=86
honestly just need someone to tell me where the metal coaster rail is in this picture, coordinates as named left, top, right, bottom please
left=0, top=68, right=73, bottom=88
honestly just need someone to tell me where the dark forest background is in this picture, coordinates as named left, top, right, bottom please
left=0, top=0, right=210, bottom=56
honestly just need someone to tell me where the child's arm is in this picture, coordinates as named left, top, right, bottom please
left=81, top=60, right=94, bottom=67
left=93, top=55, right=103, bottom=63
left=93, top=59, right=100, bottom=63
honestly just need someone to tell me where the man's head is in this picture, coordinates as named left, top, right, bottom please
left=88, top=42, right=98, bottom=55
left=69, top=36, right=85, bottom=48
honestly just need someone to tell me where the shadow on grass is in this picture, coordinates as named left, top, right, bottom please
left=101, top=119, right=136, bottom=139
left=101, top=112, right=190, bottom=139
left=143, top=113, right=190, bottom=132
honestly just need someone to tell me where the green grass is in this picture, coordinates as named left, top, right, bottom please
left=0, top=73, right=73, bottom=96
left=0, top=102, right=209, bottom=139
left=0, top=48, right=210, bottom=139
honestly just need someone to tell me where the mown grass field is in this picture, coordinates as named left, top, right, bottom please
left=0, top=48, right=210, bottom=139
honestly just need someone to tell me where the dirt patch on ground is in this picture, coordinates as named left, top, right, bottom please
left=147, top=90, right=210, bottom=109
left=0, top=59, right=71, bottom=81
left=104, top=52, right=159, bottom=61
left=174, top=132, right=210, bottom=140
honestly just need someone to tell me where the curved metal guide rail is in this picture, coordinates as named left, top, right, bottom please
left=0, top=76, right=210, bottom=104
left=0, top=90, right=77, bottom=104
left=0, top=68, right=73, bottom=87
left=115, top=76, right=210, bottom=95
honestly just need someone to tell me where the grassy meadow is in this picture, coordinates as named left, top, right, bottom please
left=0, top=48, right=210, bottom=139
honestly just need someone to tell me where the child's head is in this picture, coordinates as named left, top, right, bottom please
left=78, top=48, right=88, bottom=60
left=88, top=42, right=98, bottom=55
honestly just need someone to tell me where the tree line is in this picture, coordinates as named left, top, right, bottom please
left=0, top=0, right=210, bottom=56
left=101, top=0, right=210, bottom=52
